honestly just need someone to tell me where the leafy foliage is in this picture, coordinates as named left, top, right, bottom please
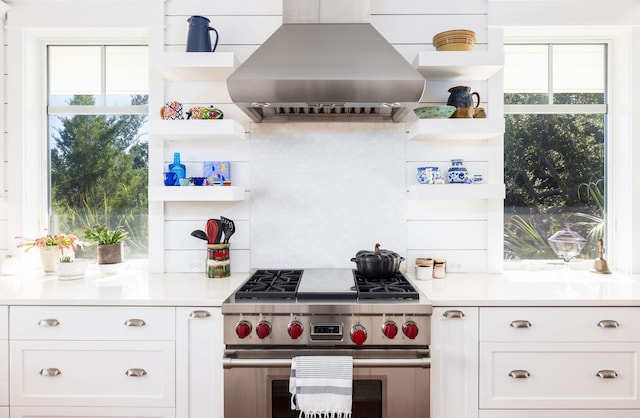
left=504, top=93, right=605, bottom=260
left=84, top=225, right=128, bottom=245
left=50, top=95, right=148, bottom=256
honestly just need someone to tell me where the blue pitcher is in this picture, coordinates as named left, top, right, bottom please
left=447, top=85, right=480, bottom=118
left=186, top=16, right=219, bottom=52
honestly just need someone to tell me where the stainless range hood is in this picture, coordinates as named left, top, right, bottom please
left=227, top=22, right=426, bottom=123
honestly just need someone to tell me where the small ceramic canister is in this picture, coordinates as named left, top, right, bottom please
left=433, top=259, right=446, bottom=279
left=415, top=258, right=434, bottom=280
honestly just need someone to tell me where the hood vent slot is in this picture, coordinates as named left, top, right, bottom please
left=274, top=106, right=381, bottom=116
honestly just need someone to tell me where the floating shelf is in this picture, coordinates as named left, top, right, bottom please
left=151, top=51, right=236, bottom=81
left=148, top=186, right=246, bottom=202
left=149, top=120, right=246, bottom=141
left=417, top=50, right=504, bottom=81
left=408, top=118, right=504, bottom=141
left=407, top=183, right=505, bottom=199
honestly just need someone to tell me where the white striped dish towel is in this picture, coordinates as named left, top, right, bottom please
left=289, top=356, right=353, bottom=418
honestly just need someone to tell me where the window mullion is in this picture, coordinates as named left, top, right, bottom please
left=100, top=45, right=107, bottom=106
left=548, top=44, right=554, bottom=105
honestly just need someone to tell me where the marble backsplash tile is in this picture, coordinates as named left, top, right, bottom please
left=250, top=123, right=407, bottom=269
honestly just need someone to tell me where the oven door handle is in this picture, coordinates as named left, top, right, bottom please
left=222, top=357, right=431, bottom=369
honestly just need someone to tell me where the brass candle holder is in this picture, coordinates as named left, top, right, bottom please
left=592, top=238, right=612, bottom=274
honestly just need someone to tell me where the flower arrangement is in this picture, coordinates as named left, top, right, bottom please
left=16, top=234, right=80, bottom=253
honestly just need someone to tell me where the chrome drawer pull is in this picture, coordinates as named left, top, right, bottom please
left=510, top=320, right=532, bottom=329
left=38, top=318, right=60, bottom=327
left=124, top=318, right=146, bottom=327
left=443, top=310, right=465, bottom=319
left=509, top=370, right=530, bottom=379
left=598, top=320, right=620, bottom=328
left=189, top=310, right=212, bottom=319
left=125, top=368, right=147, bottom=377
left=597, top=370, right=618, bottom=379
left=39, top=368, right=61, bottom=376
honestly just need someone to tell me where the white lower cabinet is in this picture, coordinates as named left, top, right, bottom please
left=9, top=306, right=176, bottom=417
left=431, top=307, right=479, bottom=418
left=479, top=411, right=640, bottom=418
left=478, top=307, right=640, bottom=415
left=10, top=406, right=174, bottom=418
left=175, top=307, right=224, bottom=418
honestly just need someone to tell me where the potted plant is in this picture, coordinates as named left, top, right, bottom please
left=84, top=225, right=127, bottom=265
left=56, top=255, right=88, bottom=281
left=16, top=234, right=80, bottom=273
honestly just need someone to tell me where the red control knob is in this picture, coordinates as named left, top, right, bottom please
left=235, top=320, right=252, bottom=339
left=256, top=320, right=272, bottom=339
left=403, top=321, right=419, bottom=340
left=288, top=320, right=304, bottom=340
left=350, top=324, right=368, bottom=346
left=382, top=321, right=398, bottom=339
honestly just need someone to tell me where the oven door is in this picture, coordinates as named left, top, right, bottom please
left=223, top=348, right=430, bottom=418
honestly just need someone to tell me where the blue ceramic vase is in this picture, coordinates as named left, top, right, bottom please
left=447, top=159, right=470, bottom=183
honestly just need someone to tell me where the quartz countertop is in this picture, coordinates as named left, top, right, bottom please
left=0, top=265, right=249, bottom=306
left=410, top=270, right=640, bottom=306
left=2, top=265, right=640, bottom=307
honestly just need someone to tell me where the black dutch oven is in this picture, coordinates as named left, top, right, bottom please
left=351, top=243, right=405, bottom=280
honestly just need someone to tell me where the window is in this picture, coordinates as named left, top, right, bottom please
left=503, top=43, right=607, bottom=264
left=47, top=45, right=149, bottom=258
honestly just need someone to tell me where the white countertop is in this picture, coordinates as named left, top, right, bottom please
left=411, top=270, right=640, bottom=306
left=0, top=265, right=248, bottom=306
left=2, top=266, right=640, bottom=307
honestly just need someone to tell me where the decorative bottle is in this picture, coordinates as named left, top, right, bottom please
left=447, top=159, right=470, bottom=184
left=168, top=152, right=186, bottom=185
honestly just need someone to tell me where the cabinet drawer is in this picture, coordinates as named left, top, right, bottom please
left=479, top=342, right=640, bottom=409
left=10, top=306, right=175, bottom=340
left=10, top=406, right=174, bottom=418
left=10, top=340, right=175, bottom=407
left=480, top=411, right=640, bottom=418
left=480, top=307, right=640, bottom=342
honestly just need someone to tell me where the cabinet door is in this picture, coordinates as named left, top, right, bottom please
left=0, top=306, right=8, bottom=407
left=175, top=307, right=223, bottom=418
left=431, top=307, right=479, bottom=418
left=10, top=406, right=174, bottom=418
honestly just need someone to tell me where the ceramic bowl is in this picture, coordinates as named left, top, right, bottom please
left=433, top=29, right=476, bottom=51
left=414, top=105, right=457, bottom=119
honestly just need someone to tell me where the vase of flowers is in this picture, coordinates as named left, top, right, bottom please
left=16, top=234, right=80, bottom=273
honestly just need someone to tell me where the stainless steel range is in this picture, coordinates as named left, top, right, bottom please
left=222, top=268, right=432, bottom=418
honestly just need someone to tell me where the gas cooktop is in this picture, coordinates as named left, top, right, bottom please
left=232, top=268, right=420, bottom=301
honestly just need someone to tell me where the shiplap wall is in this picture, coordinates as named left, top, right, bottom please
left=0, top=3, right=8, bottom=260
left=159, top=0, right=496, bottom=273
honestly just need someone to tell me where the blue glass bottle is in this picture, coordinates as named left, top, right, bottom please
left=168, top=152, right=186, bottom=185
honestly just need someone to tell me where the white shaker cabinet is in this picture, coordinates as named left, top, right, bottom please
left=478, top=307, right=640, bottom=415
left=431, top=307, right=479, bottom=418
left=0, top=306, right=7, bottom=418
left=9, top=306, right=176, bottom=417
left=176, top=307, right=224, bottom=418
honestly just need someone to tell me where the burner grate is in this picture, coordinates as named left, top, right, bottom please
left=234, top=269, right=303, bottom=300
left=353, top=271, right=419, bottom=300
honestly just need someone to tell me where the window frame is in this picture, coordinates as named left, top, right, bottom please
left=503, top=26, right=632, bottom=271
left=5, top=19, right=152, bottom=268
